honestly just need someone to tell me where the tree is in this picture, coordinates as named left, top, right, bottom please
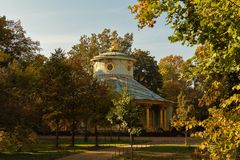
left=65, top=57, right=91, bottom=147
left=0, top=16, right=42, bottom=151
left=39, top=48, right=70, bottom=148
left=40, top=48, right=109, bottom=148
left=85, top=80, right=113, bottom=147
left=130, top=0, right=240, bottom=158
left=0, top=59, right=40, bottom=151
left=159, top=55, right=186, bottom=102
left=159, top=55, right=184, bottom=82
left=188, top=45, right=240, bottom=159
left=196, top=85, right=240, bottom=159
left=108, top=89, right=144, bottom=159
left=158, top=55, right=190, bottom=127
left=0, top=16, right=40, bottom=65
left=131, top=49, right=162, bottom=94
left=69, top=29, right=133, bottom=73
left=129, top=0, right=240, bottom=48
left=172, top=92, right=196, bottom=145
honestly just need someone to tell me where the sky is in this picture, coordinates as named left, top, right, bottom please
left=0, top=0, right=196, bottom=61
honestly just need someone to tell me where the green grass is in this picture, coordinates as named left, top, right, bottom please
left=0, top=142, right=86, bottom=160
left=118, top=144, right=201, bottom=160
left=120, top=156, right=198, bottom=160
left=137, top=144, right=196, bottom=153
left=0, top=138, right=199, bottom=160
left=0, top=151, right=71, bottom=160
left=0, top=137, right=131, bottom=160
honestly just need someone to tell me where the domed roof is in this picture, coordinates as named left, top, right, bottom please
left=97, top=74, right=166, bottom=104
left=91, top=51, right=136, bottom=62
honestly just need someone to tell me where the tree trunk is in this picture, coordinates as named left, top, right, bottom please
left=84, top=122, right=89, bottom=142
left=184, top=130, right=187, bottom=145
left=130, top=133, right=133, bottom=160
left=71, top=120, right=75, bottom=147
left=55, top=120, right=59, bottom=148
left=235, top=147, right=240, bottom=160
left=104, top=127, right=106, bottom=144
left=117, top=125, right=120, bottom=141
left=110, top=125, right=113, bottom=142
left=94, top=121, right=99, bottom=147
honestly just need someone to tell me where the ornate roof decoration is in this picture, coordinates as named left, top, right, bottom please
left=109, top=35, right=120, bottom=52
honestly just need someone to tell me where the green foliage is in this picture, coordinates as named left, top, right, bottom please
left=84, top=79, right=113, bottom=147
left=69, top=29, right=133, bottom=73
left=0, top=16, right=40, bottom=65
left=159, top=55, right=184, bottom=82
left=40, top=49, right=69, bottom=127
left=89, top=81, right=113, bottom=124
left=0, top=51, right=11, bottom=66
left=196, top=85, right=240, bottom=159
left=130, top=0, right=240, bottom=158
left=0, top=17, right=43, bottom=146
left=0, top=16, right=137, bottom=152
left=159, top=55, right=186, bottom=102
left=39, top=48, right=93, bottom=146
left=187, top=47, right=240, bottom=159
left=172, top=92, right=196, bottom=131
left=39, top=48, right=75, bottom=147
left=131, top=49, right=162, bottom=94
left=39, top=47, right=114, bottom=147
left=130, top=0, right=240, bottom=48
left=0, top=57, right=41, bottom=151
left=108, top=89, right=144, bottom=135
left=108, top=89, right=144, bottom=159
left=0, top=131, right=10, bottom=151
left=0, top=126, right=37, bottom=152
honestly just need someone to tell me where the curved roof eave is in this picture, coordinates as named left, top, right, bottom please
left=91, top=51, right=136, bottom=62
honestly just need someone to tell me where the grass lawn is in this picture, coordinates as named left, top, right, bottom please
left=120, top=157, right=199, bottom=160
left=119, top=144, right=201, bottom=160
left=0, top=151, right=71, bottom=160
left=137, top=144, right=196, bottom=153
left=0, top=137, right=201, bottom=160
left=0, top=136, right=132, bottom=160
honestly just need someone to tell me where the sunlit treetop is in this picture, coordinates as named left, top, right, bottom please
left=129, top=0, right=240, bottom=49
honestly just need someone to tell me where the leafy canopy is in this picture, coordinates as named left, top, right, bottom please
left=0, top=16, right=40, bottom=65
left=130, top=0, right=240, bottom=158
left=131, top=49, right=163, bottom=94
left=108, top=89, right=144, bottom=135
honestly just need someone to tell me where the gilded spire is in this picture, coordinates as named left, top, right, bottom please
left=109, top=35, right=120, bottom=52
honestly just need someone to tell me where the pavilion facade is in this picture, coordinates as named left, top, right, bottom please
left=91, top=51, right=173, bottom=131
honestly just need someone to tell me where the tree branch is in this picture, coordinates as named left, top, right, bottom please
left=228, top=0, right=240, bottom=9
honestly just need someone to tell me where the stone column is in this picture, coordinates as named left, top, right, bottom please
left=159, top=108, right=163, bottom=129
left=163, top=109, right=167, bottom=129
left=146, top=107, right=150, bottom=129
left=145, top=104, right=151, bottom=130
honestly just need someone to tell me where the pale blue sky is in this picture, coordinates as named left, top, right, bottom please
left=0, top=0, right=196, bottom=61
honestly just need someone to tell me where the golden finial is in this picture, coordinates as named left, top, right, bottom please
left=109, top=35, right=120, bottom=52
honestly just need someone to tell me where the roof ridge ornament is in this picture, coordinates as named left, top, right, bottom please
left=109, top=35, right=120, bottom=52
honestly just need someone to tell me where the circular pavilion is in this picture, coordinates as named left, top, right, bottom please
left=91, top=50, right=173, bottom=131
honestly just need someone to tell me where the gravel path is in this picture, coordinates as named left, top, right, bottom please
left=57, top=145, right=133, bottom=160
